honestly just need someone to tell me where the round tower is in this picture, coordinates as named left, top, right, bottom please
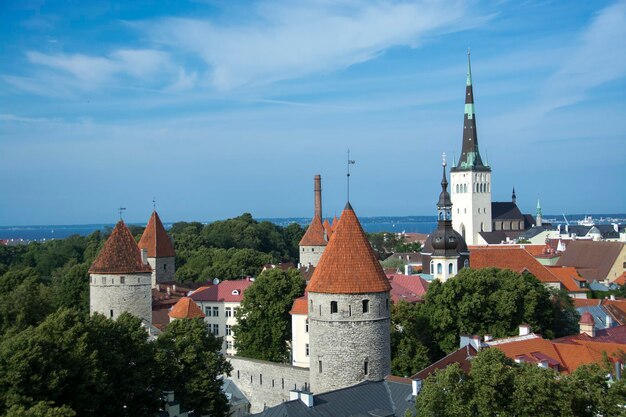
left=299, top=175, right=328, bottom=268
left=89, top=220, right=153, bottom=324
left=307, top=203, right=391, bottom=394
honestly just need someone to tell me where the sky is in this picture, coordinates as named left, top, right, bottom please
left=1, top=0, right=625, bottom=225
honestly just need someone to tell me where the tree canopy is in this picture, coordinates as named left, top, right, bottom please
left=233, top=268, right=306, bottom=362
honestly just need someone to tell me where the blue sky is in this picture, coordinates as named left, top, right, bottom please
left=1, top=0, right=625, bottom=225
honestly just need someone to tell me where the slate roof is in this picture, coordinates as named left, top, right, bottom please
left=556, top=240, right=625, bottom=281
left=252, top=379, right=413, bottom=417
left=190, top=278, right=254, bottom=302
left=299, top=215, right=328, bottom=247
left=89, top=220, right=153, bottom=274
left=307, top=203, right=391, bottom=294
left=138, top=210, right=176, bottom=258
left=478, top=230, right=524, bottom=244
left=491, top=202, right=524, bottom=220
left=169, top=297, right=205, bottom=319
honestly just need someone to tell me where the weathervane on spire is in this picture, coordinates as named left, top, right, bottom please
left=152, top=197, right=156, bottom=211
left=118, top=207, right=126, bottom=220
left=347, top=149, right=356, bottom=202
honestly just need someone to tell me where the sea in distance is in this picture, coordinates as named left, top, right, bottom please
left=1, top=214, right=625, bottom=243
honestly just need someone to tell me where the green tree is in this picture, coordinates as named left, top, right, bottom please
left=6, top=402, right=76, bottom=417
left=415, top=363, right=472, bottom=417
left=511, top=364, right=567, bottom=417
left=468, top=348, right=515, bottom=416
left=50, top=261, right=89, bottom=314
left=233, top=268, right=306, bottom=362
left=391, top=301, right=433, bottom=377
left=0, top=274, right=54, bottom=335
left=155, top=318, right=232, bottom=417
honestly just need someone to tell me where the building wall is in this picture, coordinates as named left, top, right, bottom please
left=299, top=245, right=326, bottom=268
left=607, top=244, right=626, bottom=282
left=228, top=356, right=310, bottom=413
left=308, top=291, right=391, bottom=394
left=430, top=256, right=458, bottom=282
left=90, top=272, right=152, bottom=324
left=291, top=313, right=310, bottom=368
left=147, top=256, right=175, bottom=287
left=195, top=300, right=241, bottom=355
left=451, top=170, right=492, bottom=245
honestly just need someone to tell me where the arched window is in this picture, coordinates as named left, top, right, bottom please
left=362, top=300, right=369, bottom=313
left=448, top=263, right=454, bottom=274
left=330, top=301, right=338, bottom=314
left=437, top=263, right=442, bottom=274
left=481, top=222, right=484, bottom=232
left=430, top=260, right=434, bottom=273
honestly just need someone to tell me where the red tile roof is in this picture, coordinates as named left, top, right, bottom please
left=331, top=215, right=339, bottom=232
left=290, top=293, right=308, bottom=315
left=387, top=274, right=429, bottom=303
left=547, top=266, right=588, bottom=292
left=323, top=219, right=333, bottom=239
left=411, top=344, right=477, bottom=380
left=307, top=203, right=392, bottom=294
left=138, top=211, right=176, bottom=258
left=190, top=278, right=254, bottom=302
left=89, top=221, right=152, bottom=274
left=470, top=247, right=560, bottom=284
left=580, top=311, right=594, bottom=325
left=169, top=297, right=205, bottom=319
left=614, top=272, right=626, bottom=286
left=299, top=215, right=328, bottom=246
left=490, top=336, right=564, bottom=370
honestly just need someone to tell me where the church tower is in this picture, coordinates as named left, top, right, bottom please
left=299, top=175, right=328, bottom=267
left=421, top=158, right=469, bottom=281
left=307, top=203, right=391, bottom=394
left=89, top=220, right=153, bottom=324
left=536, top=199, right=542, bottom=227
left=138, top=210, right=176, bottom=287
left=450, top=51, right=492, bottom=245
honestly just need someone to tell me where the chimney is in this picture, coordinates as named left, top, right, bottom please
left=173, top=284, right=177, bottom=293
left=141, top=248, right=148, bottom=265
left=289, top=390, right=299, bottom=401
left=579, top=312, right=595, bottom=337
left=167, top=287, right=171, bottom=296
left=606, top=315, right=613, bottom=329
left=412, top=379, right=422, bottom=396
left=314, top=175, right=322, bottom=219
left=610, top=294, right=616, bottom=301
left=469, top=335, right=482, bottom=351
left=459, top=335, right=470, bottom=348
left=519, top=324, right=531, bottom=336
left=484, top=334, right=493, bottom=342
left=300, top=391, right=314, bottom=408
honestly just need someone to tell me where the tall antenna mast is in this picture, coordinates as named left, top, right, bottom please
left=347, top=149, right=355, bottom=202
left=118, top=207, right=126, bottom=220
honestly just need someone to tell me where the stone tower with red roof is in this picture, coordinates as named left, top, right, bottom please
left=299, top=175, right=328, bottom=267
left=307, top=202, right=392, bottom=394
left=89, top=220, right=153, bottom=324
left=138, top=210, right=176, bottom=287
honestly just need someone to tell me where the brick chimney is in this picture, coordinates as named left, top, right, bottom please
left=314, top=175, right=322, bottom=219
left=579, top=311, right=595, bottom=337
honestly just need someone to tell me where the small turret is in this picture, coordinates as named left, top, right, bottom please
left=138, top=210, right=176, bottom=287
left=299, top=175, right=328, bottom=268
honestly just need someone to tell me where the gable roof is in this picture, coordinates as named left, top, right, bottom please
left=546, top=266, right=588, bottom=293
left=190, top=278, right=254, bottom=302
left=556, top=240, right=624, bottom=281
left=307, top=203, right=391, bottom=294
left=169, top=297, right=205, bottom=319
left=289, top=294, right=308, bottom=315
left=89, top=220, right=152, bottom=274
left=387, top=274, right=429, bottom=303
left=411, top=344, right=477, bottom=380
left=298, top=215, right=327, bottom=247
left=491, top=202, right=524, bottom=220
left=138, top=210, right=176, bottom=258
left=470, top=247, right=560, bottom=284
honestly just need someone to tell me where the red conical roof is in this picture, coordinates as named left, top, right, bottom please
left=89, top=221, right=152, bottom=274
left=138, top=211, right=176, bottom=258
left=307, top=203, right=391, bottom=294
left=169, top=297, right=205, bottom=319
left=299, top=215, right=328, bottom=246
left=579, top=311, right=594, bottom=326
left=323, top=218, right=333, bottom=239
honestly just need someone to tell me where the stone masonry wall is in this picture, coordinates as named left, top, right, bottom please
left=309, top=291, right=391, bottom=394
left=228, top=356, right=310, bottom=413
left=90, top=272, right=152, bottom=324
left=299, top=245, right=325, bottom=268
left=148, top=256, right=176, bottom=287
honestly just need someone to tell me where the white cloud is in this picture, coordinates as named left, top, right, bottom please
left=145, top=0, right=489, bottom=89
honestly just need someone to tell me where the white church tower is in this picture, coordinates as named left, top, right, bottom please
left=450, top=51, right=492, bottom=245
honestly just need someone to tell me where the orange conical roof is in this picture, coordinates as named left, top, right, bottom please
left=89, top=221, right=152, bottom=274
left=299, top=215, right=328, bottom=246
left=307, top=203, right=391, bottom=294
left=169, top=297, right=205, bottom=319
left=323, top=218, right=333, bottom=239
left=138, top=211, right=175, bottom=258
left=331, top=215, right=339, bottom=231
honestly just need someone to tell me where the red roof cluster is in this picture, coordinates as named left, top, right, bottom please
left=138, top=211, right=176, bottom=258
left=299, top=215, right=328, bottom=246
left=387, top=274, right=429, bottom=303
left=169, top=297, right=205, bottom=319
left=190, top=278, right=254, bottom=302
left=307, top=203, right=391, bottom=294
left=471, top=247, right=561, bottom=285
left=89, top=221, right=152, bottom=274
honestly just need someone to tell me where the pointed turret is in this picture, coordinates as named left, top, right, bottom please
left=169, top=297, right=205, bottom=321
left=453, top=50, right=489, bottom=171
left=323, top=218, right=332, bottom=240
left=89, top=221, right=152, bottom=274
left=139, top=210, right=176, bottom=286
left=512, top=187, right=517, bottom=204
left=299, top=175, right=329, bottom=267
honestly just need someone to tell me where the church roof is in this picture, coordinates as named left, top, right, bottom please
left=169, top=297, right=205, bottom=319
left=89, top=220, right=152, bottom=274
left=307, top=203, right=391, bottom=294
left=138, top=211, right=176, bottom=258
left=491, top=202, right=524, bottom=220
left=299, top=215, right=328, bottom=246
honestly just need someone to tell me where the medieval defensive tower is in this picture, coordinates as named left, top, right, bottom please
left=299, top=174, right=328, bottom=267
left=89, top=220, right=153, bottom=324
left=138, top=210, right=176, bottom=287
left=307, top=202, right=391, bottom=394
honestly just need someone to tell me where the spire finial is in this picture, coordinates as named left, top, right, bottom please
left=466, top=48, right=473, bottom=86
left=152, top=197, right=156, bottom=211
left=442, top=152, right=447, bottom=167
left=512, top=187, right=517, bottom=204
left=347, top=149, right=355, bottom=202
left=118, top=207, right=126, bottom=220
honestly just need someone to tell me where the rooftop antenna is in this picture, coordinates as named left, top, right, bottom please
left=118, top=207, right=126, bottom=220
left=152, top=197, right=156, bottom=211
left=347, top=149, right=355, bottom=202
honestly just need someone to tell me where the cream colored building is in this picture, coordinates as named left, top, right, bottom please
left=290, top=294, right=310, bottom=368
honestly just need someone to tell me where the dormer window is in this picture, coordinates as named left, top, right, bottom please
left=232, top=290, right=240, bottom=296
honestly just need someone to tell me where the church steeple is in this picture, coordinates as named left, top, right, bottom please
left=536, top=199, right=542, bottom=227
left=512, top=187, right=517, bottom=204
left=454, top=50, right=488, bottom=171
left=437, top=155, right=452, bottom=222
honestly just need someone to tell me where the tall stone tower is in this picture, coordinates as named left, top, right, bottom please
left=450, top=51, right=492, bottom=245
left=421, top=159, right=469, bottom=282
left=89, top=220, right=153, bottom=324
left=299, top=175, right=328, bottom=267
left=138, top=210, right=176, bottom=287
left=307, top=203, right=391, bottom=394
